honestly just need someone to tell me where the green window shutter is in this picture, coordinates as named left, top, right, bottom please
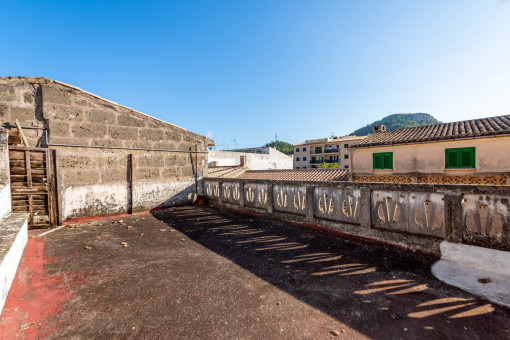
left=383, top=153, right=393, bottom=169
left=373, top=154, right=381, bottom=169
left=460, top=148, right=475, bottom=168
left=446, top=149, right=458, bottom=168
left=445, top=147, right=475, bottom=169
left=373, top=152, right=392, bottom=169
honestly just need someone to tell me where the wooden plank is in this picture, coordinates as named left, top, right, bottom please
left=10, top=161, right=26, bottom=167
left=12, top=187, right=48, bottom=191
left=9, top=151, right=25, bottom=160
left=25, top=150, right=32, bottom=187
left=30, top=152, right=45, bottom=161
left=28, top=194, right=34, bottom=225
left=47, top=149, right=56, bottom=227
left=9, top=146, right=48, bottom=152
left=53, top=149, right=63, bottom=226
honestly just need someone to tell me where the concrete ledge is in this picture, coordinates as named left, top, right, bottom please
left=0, top=213, right=28, bottom=315
left=432, top=241, right=510, bottom=308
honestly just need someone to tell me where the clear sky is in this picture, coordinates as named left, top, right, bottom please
left=1, top=1, right=509, bottom=149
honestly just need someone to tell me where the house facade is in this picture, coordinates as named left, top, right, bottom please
left=293, top=135, right=365, bottom=169
left=350, top=116, right=510, bottom=185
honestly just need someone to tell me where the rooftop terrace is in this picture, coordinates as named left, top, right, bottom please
left=1, top=206, right=509, bottom=339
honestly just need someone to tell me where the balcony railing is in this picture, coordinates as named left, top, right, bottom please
left=310, top=160, right=323, bottom=164
left=324, top=149, right=339, bottom=153
left=324, top=159, right=338, bottom=163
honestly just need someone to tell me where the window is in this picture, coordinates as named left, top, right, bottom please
left=303, top=157, right=307, bottom=161
left=373, top=152, right=393, bottom=169
left=445, top=147, right=475, bottom=169
left=344, top=165, right=349, bottom=169
left=296, top=148, right=300, bottom=152
left=344, top=154, right=348, bottom=159
left=296, top=157, right=300, bottom=161
left=303, top=147, right=306, bottom=152
left=296, top=167, right=299, bottom=169
left=344, top=143, right=349, bottom=148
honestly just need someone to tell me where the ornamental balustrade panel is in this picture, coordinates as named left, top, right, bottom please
left=372, top=191, right=445, bottom=237
left=205, top=181, right=220, bottom=200
left=462, top=194, right=510, bottom=245
left=222, top=182, right=242, bottom=205
left=243, top=183, right=270, bottom=210
left=273, top=185, right=307, bottom=216
left=313, top=187, right=361, bottom=224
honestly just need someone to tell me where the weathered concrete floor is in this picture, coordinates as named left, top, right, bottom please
left=1, top=205, right=509, bottom=339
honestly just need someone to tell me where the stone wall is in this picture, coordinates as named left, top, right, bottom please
left=1, top=77, right=213, bottom=220
left=204, top=178, right=510, bottom=255
left=0, top=128, right=10, bottom=220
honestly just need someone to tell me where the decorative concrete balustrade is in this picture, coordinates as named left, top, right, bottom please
left=204, top=178, right=510, bottom=255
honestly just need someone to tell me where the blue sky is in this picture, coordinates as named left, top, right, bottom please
left=1, top=1, right=509, bottom=149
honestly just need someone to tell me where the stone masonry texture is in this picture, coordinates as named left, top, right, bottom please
left=0, top=77, right=214, bottom=217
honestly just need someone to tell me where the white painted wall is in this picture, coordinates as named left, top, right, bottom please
left=0, top=215, right=28, bottom=314
left=0, top=129, right=10, bottom=220
left=62, top=179, right=197, bottom=220
left=432, top=241, right=510, bottom=308
left=208, top=148, right=292, bottom=170
left=0, top=184, right=11, bottom=220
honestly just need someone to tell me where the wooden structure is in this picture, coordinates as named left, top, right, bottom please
left=8, top=146, right=61, bottom=228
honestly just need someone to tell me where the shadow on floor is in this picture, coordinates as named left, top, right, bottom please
left=152, top=205, right=510, bottom=340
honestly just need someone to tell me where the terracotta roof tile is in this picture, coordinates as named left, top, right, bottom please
left=237, top=168, right=350, bottom=182
left=351, top=114, right=510, bottom=148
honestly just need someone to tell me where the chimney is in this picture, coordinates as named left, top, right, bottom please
left=373, top=125, right=386, bottom=134
left=240, top=155, right=246, bottom=167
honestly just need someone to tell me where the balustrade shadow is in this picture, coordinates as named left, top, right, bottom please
left=151, top=205, right=510, bottom=339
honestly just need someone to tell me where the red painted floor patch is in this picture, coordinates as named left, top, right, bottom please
left=0, top=238, right=72, bottom=339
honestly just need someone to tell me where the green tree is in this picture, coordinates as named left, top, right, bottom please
left=264, top=140, right=294, bottom=155
left=318, top=162, right=340, bottom=168
left=349, top=113, right=441, bottom=136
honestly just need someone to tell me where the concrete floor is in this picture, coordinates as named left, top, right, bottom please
left=1, top=205, right=509, bottom=339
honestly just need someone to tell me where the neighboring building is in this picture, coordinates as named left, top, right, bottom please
left=350, top=116, right=510, bottom=185
left=293, top=136, right=366, bottom=169
left=208, top=147, right=292, bottom=170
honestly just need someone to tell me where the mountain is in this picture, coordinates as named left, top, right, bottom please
left=264, top=141, right=294, bottom=155
left=350, top=113, right=441, bottom=136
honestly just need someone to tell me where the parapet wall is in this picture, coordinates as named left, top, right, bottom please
left=1, top=77, right=213, bottom=220
left=204, top=178, right=510, bottom=255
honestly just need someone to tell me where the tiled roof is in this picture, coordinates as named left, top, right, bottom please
left=207, top=166, right=248, bottom=178
left=237, top=168, right=350, bottom=182
left=351, top=115, right=510, bottom=148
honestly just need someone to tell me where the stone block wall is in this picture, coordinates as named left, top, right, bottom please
left=0, top=77, right=213, bottom=220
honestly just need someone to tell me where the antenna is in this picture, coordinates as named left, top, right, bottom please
left=275, top=133, right=278, bottom=142
left=231, top=139, right=238, bottom=150
left=331, top=132, right=334, bottom=138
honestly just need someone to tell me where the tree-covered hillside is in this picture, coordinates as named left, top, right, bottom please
left=265, top=141, right=294, bottom=155
left=350, top=113, right=441, bottom=136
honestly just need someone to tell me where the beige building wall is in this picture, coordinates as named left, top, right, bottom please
left=294, top=136, right=364, bottom=169
left=352, top=136, right=510, bottom=184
